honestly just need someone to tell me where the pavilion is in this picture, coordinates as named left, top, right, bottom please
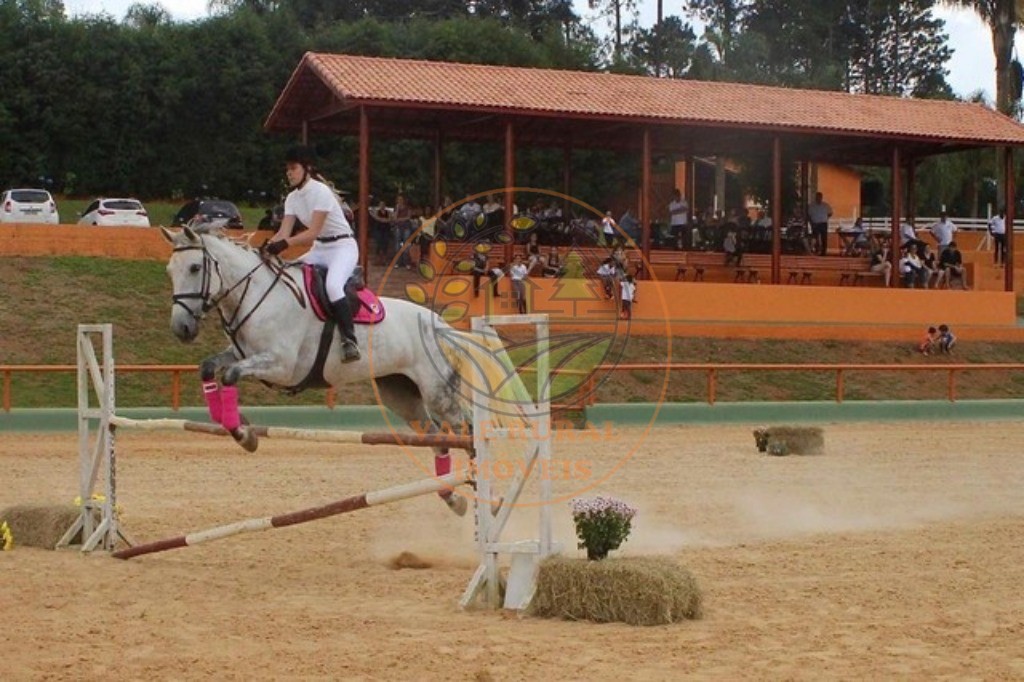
left=265, top=52, right=1024, bottom=292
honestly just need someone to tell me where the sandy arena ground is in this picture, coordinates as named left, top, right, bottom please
left=3, top=421, right=1024, bottom=680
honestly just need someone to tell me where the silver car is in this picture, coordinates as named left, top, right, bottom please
left=0, top=188, right=60, bottom=224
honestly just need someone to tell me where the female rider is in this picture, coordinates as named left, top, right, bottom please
left=264, top=146, right=360, bottom=362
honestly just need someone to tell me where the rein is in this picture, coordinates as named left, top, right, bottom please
left=172, top=237, right=304, bottom=352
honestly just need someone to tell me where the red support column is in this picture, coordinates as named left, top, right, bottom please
left=771, top=137, right=782, bottom=284
left=358, top=106, right=371, bottom=276
left=562, top=143, right=572, bottom=227
left=432, top=130, right=443, bottom=210
left=504, top=121, right=515, bottom=264
left=1006, top=147, right=1015, bottom=292
left=890, top=147, right=901, bottom=288
left=641, top=128, right=652, bottom=273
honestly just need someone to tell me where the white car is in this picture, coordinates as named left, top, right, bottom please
left=0, top=188, right=60, bottom=224
left=78, top=198, right=150, bottom=227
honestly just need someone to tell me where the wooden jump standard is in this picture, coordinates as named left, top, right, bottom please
left=108, top=415, right=473, bottom=450
left=111, top=473, right=469, bottom=560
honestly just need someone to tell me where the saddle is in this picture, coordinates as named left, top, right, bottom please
left=301, top=264, right=385, bottom=325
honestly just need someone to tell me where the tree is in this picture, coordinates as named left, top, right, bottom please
left=628, top=15, right=698, bottom=77
left=942, top=0, right=1024, bottom=115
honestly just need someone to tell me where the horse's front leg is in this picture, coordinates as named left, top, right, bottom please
left=199, top=348, right=239, bottom=426
left=218, top=352, right=281, bottom=453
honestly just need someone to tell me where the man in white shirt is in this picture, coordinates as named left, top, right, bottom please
left=668, top=189, right=689, bottom=249
left=807, top=192, right=833, bottom=256
left=929, top=211, right=957, bottom=255
left=899, top=218, right=923, bottom=249
left=988, top=209, right=1007, bottom=266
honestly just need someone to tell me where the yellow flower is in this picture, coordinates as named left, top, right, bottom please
left=1, top=521, right=13, bottom=551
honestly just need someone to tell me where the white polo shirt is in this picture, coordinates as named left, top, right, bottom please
left=929, top=218, right=956, bottom=248
left=284, top=179, right=353, bottom=239
left=989, top=215, right=1006, bottom=235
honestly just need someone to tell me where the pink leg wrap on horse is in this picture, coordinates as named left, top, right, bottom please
left=220, top=385, right=241, bottom=431
left=202, top=382, right=222, bottom=424
left=434, top=450, right=452, bottom=497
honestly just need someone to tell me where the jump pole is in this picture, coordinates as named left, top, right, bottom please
left=111, top=472, right=469, bottom=560
left=109, top=416, right=472, bottom=450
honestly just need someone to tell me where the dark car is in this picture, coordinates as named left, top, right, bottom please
left=172, top=199, right=244, bottom=229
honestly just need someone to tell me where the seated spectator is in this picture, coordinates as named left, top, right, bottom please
left=526, top=232, right=543, bottom=274
left=919, top=326, right=939, bottom=355
left=918, top=243, right=939, bottom=289
left=257, top=208, right=275, bottom=231
left=542, top=247, right=564, bottom=278
left=596, top=258, right=617, bottom=299
left=611, top=244, right=628, bottom=274
left=839, top=217, right=869, bottom=256
left=938, top=324, right=956, bottom=353
left=869, top=243, right=892, bottom=287
left=899, top=245, right=926, bottom=288
left=937, top=242, right=968, bottom=289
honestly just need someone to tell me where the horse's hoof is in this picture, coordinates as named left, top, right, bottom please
left=232, top=426, right=259, bottom=453
left=442, top=493, right=467, bottom=517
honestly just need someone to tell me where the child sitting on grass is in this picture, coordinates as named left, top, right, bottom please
left=919, top=326, right=939, bottom=355
left=938, top=324, right=957, bottom=353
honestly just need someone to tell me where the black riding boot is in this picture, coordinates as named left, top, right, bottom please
left=330, top=298, right=361, bottom=363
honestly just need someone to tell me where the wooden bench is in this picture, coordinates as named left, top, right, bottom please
left=731, top=254, right=772, bottom=283
left=780, top=256, right=874, bottom=286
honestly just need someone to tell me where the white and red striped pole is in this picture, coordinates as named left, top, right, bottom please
left=111, top=473, right=469, bottom=560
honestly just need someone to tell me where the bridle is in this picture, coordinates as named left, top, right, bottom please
left=171, top=236, right=295, bottom=348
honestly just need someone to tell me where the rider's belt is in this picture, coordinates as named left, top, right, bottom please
left=316, top=234, right=353, bottom=243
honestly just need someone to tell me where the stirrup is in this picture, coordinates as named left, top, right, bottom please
left=341, top=341, right=360, bottom=363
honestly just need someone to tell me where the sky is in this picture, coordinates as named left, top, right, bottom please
left=61, top=0, right=1009, bottom=103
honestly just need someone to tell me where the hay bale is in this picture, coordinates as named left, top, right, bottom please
left=0, top=505, right=83, bottom=550
left=753, top=426, right=824, bottom=456
left=529, top=556, right=701, bottom=626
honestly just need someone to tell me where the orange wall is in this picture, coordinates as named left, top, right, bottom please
left=431, top=276, right=1017, bottom=340
left=815, top=163, right=861, bottom=221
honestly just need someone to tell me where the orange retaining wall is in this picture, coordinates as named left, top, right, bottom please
left=435, top=277, right=1019, bottom=341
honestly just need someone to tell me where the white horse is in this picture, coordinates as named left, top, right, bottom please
left=160, top=225, right=530, bottom=515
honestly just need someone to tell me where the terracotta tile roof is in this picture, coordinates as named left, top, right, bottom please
left=266, top=52, right=1024, bottom=147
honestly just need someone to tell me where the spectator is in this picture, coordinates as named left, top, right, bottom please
left=471, top=244, right=501, bottom=298
left=371, top=200, right=391, bottom=265
left=937, top=241, right=968, bottom=289
left=509, top=254, right=529, bottom=314
left=618, top=208, right=641, bottom=243
left=542, top=247, right=564, bottom=278
left=989, top=208, right=1007, bottom=266
left=611, top=243, right=628, bottom=274
left=596, top=258, right=617, bottom=299
left=938, top=324, right=957, bottom=353
left=839, top=216, right=869, bottom=256
left=392, top=194, right=412, bottom=269
left=257, top=208, right=275, bottom=231
left=807, top=191, right=833, bottom=256
left=526, top=232, right=543, bottom=275
left=723, top=227, right=742, bottom=266
left=869, top=243, right=892, bottom=287
left=601, top=210, right=616, bottom=246
left=919, top=326, right=940, bottom=355
left=620, top=274, right=636, bottom=320
left=668, top=189, right=689, bottom=249
left=899, top=217, right=925, bottom=251
left=899, top=245, right=926, bottom=288
left=929, top=211, right=957, bottom=255
left=918, top=243, right=939, bottom=289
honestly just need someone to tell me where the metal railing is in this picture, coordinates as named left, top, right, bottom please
left=5, top=362, right=1024, bottom=413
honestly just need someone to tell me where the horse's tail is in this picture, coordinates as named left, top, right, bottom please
left=440, top=328, right=533, bottom=432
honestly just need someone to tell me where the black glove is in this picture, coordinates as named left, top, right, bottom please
left=265, top=239, right=288, bottom=256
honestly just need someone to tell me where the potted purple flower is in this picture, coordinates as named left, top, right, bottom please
left=570, top=496, right=637, bottom=560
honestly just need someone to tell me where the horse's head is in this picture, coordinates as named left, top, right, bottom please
left=161, top=225, right=227, bottom=342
